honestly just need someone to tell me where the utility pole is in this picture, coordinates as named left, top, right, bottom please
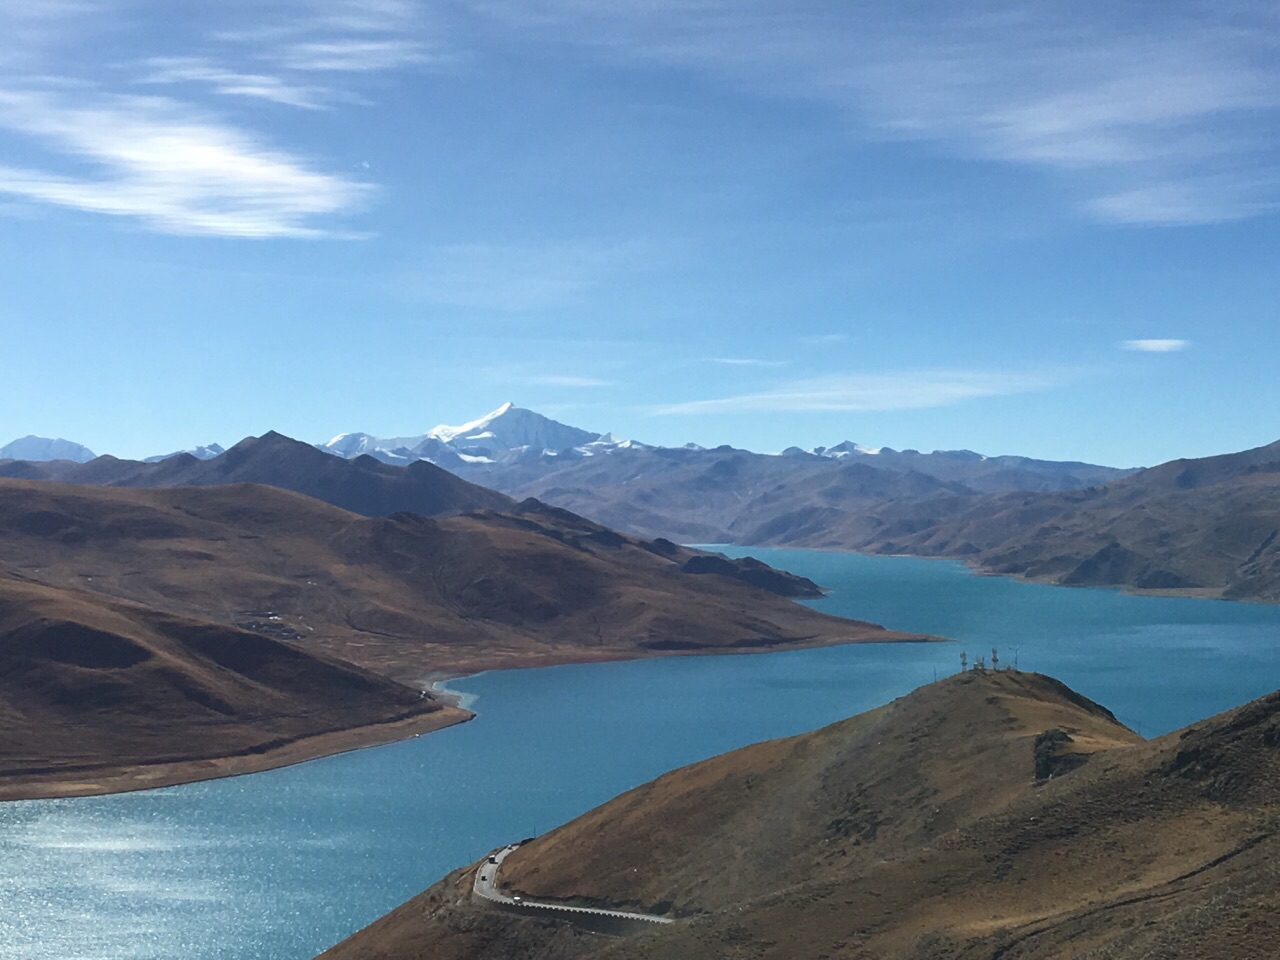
left=991, top=647, right=999, bottom=671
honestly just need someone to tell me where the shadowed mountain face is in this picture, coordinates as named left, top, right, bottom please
left=320, top=671, right=1280, bottom=960
left=776, top=438, right=1280, bottom=602
left=0, top=431, right=513, bottom=519
left=0, top=576, right=458, bottom=799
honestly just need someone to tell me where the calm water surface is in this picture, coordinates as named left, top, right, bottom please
left=4, top=550, right=1280, bottom=959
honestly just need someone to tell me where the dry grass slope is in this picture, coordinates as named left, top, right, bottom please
left=0, top=577, right=462, bottom=799
left=0, top=478, right=917, bottom=680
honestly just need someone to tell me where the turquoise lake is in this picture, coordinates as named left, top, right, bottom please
left=4, top=548, right=1280, bottom=959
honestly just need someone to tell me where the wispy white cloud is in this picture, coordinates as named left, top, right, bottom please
left=653, top=369, right=1059, bottom=416
left=311, top=0, right=422, bottom=34
left=1123, top=338, right=1190, bottom=352
left=212, top=0, right=448, bottom=75
left=1088, top=181, right=1276, bottom=226
left=800, top=333, right=848, bottom=345
left=0, top=0, right=431, bottom=237
left=706, top=356, right=789, bottom=367
left=139, top=57, right=333, bottom=109
left=468, top=1, right=1280, bottom=226
left=277, top=39, right=433, bottom=72
left=0, top=88, right=370, bottom=237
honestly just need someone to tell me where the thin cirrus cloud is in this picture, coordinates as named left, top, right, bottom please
left=653, top=370, right=1058, bottom=416
left=0, top=88, right=370, bottom=237
left=212, top=0, right=446, bottom=74
left=306, top=0, right=423, bottom=35
left=470, top=1, right=1280, bottom=226
left=276, top=39, right=435, bottom=72
left=1123, top=339, right=1190, bottom=352
left=139, top=57, right=333, bottom=109
left=706, top=357, right=790, bottom=367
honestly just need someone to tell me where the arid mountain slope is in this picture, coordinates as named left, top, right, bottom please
left=0, top=478, right=919, bottom=681
left=0, top=431, right=513, bottom=518
left=769, top=439, right=1280, bottom=602
left=460, top=434, right=1280, bottom=604
left=321, top=670, right=1280, bottom=960
left=0, top=576, right=462, bottom=800
left=466, top=445, right=1128, bottom=543
left=0, top=477, right=921, bottom=796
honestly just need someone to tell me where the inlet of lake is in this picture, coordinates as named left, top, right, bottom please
left=5, top=548, right=1280, bottom=959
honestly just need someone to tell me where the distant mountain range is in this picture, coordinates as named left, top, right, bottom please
left=8, top=406, right=1279, bottom=602
left=0, top=431, right=513, bottom=519
left=805, top=438, right=1280, bottom=601
left=314, top=403, right=1131, bottom=490
left=2, top=402, right=1134, bottom=484
left=310, top=405, right=1136, bottom=545
left=3, top=406, right=1135, bottom=546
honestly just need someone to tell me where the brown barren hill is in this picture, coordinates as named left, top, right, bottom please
left=0, top=477, right=928, bottom=796
left=0, top=478, right=923, bottom=680
left=756, top=438, right=1280, bottom=603
left=320, top=670, right=1280, bottom=960
left=0, top=577, right=465, bottom=800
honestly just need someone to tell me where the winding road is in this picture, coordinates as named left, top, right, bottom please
left=473, top=843, right=673, bottom=926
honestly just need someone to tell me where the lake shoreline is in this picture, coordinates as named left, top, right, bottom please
left=0, top=703, right=474, bottom=803
left=718, top=542, right=1254, bottom=603
left=0, top=626, right=941, bottom=803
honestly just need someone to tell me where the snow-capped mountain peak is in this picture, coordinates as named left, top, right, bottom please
left=426, top=402, right=512, bottom=444
left=0, top=435, right=96, bottom=462
left=426, top=402, right=601, bottom=455
left=317, top=403, right=625, bottom=468
left=813, top=440, right=884, bottom=458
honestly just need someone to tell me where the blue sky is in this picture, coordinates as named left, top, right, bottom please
left=1, top=1, right=1278, bottom=466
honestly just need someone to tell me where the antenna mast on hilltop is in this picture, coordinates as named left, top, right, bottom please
left=959, top=651, right=967, bottom=673
left=991, top=648, right=999, bottom=671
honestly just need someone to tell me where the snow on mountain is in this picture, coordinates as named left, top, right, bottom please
left=322, top=432, right=427, bottom=459
left=143, top=443, right=226, bottom=463
left=425, top=401, right=602, bottom=454
left=0, top=435, right=96, bottom=462
left=811, top=441, right=886, bottom=458
left=319, top=403, right=626, bottom=467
